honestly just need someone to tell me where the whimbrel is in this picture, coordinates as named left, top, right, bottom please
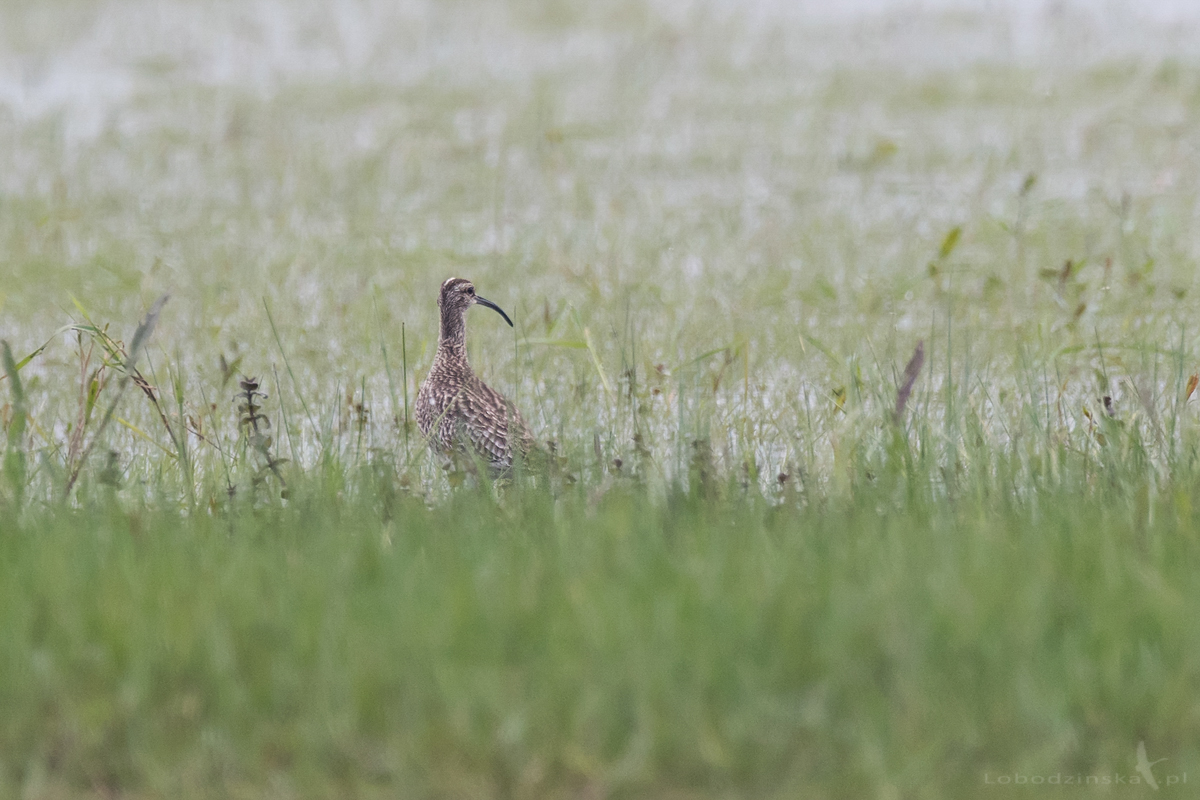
left=415, top=277, right=533, bottom=474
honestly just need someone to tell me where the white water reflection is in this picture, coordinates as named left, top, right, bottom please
left=3, top=0, right=1200, bottom=144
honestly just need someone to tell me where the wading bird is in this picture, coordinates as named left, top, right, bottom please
left=415, top=277, right=533, bottom=475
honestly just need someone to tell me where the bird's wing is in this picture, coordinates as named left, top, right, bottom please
left=460, top=380, right=533, bottom=469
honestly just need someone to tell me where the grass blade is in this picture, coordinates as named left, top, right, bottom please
left=263, top=297, right=318, bottom=450
left=2, top=341, right=28, bottom=508
left=63, top=295, right=168, bottom=498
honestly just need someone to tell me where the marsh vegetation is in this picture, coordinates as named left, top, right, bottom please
left=3, top=1, right=1200, bottom=797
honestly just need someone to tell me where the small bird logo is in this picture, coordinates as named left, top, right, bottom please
left=1136, top=741, right=1166, bottom=790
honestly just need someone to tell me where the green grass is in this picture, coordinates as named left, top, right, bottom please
left=4, top=1, right=1200, bottom=797
left=4, top=479, right=1200, bottom=799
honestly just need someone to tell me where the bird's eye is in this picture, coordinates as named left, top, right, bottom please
left=467, top=287, right=475, bottom=295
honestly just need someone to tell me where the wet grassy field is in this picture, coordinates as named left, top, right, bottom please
left=3, top=1, right=1200, bottom=797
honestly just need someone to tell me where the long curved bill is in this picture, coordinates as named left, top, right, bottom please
left=474, top=295, right=514, bottom=327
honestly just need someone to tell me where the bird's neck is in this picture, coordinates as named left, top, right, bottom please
left=436, top=308, right=469, bottom=366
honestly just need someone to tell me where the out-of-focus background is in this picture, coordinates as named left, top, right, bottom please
left=4, top=0, right=1200, bottom=476
left=3, top=1, right=1199, bottom=424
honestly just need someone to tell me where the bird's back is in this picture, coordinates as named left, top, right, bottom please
left=458, top=375, right=533, bottom=472
left=417, top=362, right=531, bottom=473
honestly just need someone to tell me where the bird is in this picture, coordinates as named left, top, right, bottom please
left=1135, top=741, right=1166, bottom=790
left=415, top=277, right=534, bottom=475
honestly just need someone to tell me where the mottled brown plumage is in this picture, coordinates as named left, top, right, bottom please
left=415, top=278, right=533, bottom=474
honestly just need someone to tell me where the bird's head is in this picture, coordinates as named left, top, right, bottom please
left=437, top=277, right=513, bottom=327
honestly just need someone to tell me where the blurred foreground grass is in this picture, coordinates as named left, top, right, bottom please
left=5, top=0, right=1200, bottom=797
left=4, top=474, right=1200, bottom=799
